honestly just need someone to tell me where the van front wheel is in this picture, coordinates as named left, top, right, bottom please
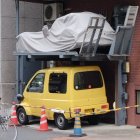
left=17, top=107, right=29, bottom=125
left=54, top=114, right=68, bottom=130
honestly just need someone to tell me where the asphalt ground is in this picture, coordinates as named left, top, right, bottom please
left=0, top=121, right=140, bottom=140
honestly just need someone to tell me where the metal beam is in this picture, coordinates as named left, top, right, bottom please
left=16, top=56, right=20, bottom=95
left=115, top=61, right=127, bottom=125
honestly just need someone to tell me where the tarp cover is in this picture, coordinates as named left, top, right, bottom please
left=16, top=12, right=115, bottom=53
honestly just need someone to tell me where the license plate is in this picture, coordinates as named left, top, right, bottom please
left=85, top=109, right=93, bottom=114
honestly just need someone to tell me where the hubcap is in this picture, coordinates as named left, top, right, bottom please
left=57, top=116, right=64, bottom=127
left=19, top=112, right=25, bottom=123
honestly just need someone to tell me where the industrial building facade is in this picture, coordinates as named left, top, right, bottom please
left=0, top=0, right=140, bottom=127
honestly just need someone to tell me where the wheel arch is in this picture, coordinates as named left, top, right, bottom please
left=16, top=105, right=32, bottom=116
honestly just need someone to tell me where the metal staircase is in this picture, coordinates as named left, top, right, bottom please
left=124, top=6, right=139, bottom=26
left=79, top=6, right=139, bottom=60
left=108, top=6, right=139, bottom=60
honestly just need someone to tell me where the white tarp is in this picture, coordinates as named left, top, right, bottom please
left=16, top=12, right=115, bottom=53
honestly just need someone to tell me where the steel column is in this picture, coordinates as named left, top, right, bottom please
left=115, top=61, right=127, bottom=125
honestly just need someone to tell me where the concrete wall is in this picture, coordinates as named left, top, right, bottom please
left=0, top=0, right=1, bottom=100
left=64, top=0, right=138, bottom=22
left=0, top=0, right=43, bottom=103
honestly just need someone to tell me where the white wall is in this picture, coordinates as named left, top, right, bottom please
left=0, top=0, right=43, bottom=103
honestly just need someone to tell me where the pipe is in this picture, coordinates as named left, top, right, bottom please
left=15, top=0, right=20, bottom=36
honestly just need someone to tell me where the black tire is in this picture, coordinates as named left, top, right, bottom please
left=54, top=114, right=69, bottom=130
left=88, top=115, right=99, bottom=125
left=17, top=107, right=29, bottom=125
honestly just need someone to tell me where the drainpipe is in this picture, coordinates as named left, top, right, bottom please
left=15, top=0, right=20, bottom=100
left=15, top=0, right=19, bottom=36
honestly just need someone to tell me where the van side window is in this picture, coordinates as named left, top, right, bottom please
left=74, top=71, right=103, bottom=90
left=49, top=73, right=67, bottom=94
left=27, top=73, right=45, bottom=93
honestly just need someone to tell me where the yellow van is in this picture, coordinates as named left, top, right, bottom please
left=16, top=66, right=109, bottom=129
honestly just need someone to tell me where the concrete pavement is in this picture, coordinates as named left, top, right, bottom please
left=27, top=123, right=140, bottom=140
left=0, top=122, right=140, bottom=140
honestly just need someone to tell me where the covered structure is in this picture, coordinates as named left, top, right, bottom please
left=14, top=0, right=140, bottom=127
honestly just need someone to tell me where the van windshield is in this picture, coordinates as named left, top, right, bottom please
left=74, top=71, right=103, bottom=90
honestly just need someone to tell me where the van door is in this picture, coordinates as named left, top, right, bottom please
left=44, top=72, right=71, bottom=120
left=25, top=73, right=45, bottom=116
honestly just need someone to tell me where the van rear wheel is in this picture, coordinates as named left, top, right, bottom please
left=17, top=107, right=29, bottom=125
left=54, top=114, right=68, bottom=130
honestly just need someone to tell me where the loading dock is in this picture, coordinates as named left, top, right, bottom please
left=14, top=0, right=139, bottom=126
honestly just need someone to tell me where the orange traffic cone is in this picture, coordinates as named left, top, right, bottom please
left=9, top=102, right=19, bottom=126
left=38, top=106, right=52, bottom=131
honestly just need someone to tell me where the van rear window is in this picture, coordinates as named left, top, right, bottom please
left=74, top=71, right=103, bottom=90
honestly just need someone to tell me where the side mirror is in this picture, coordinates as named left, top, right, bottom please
left=17, top=94, right=24, bottom=101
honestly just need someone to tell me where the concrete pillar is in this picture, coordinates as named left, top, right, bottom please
left=0, top=0, right=43, bottom=103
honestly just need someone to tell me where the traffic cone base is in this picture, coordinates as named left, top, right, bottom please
left=9, top=122, right=21, bottom=127
left=38, top=128, right=52, bottom=131
left=70, top=133, right=87, bottom=137
left=38, top=120, right=52, bottom=131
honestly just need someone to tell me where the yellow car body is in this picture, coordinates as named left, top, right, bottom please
left=17, top=66, right=109, bottom=129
